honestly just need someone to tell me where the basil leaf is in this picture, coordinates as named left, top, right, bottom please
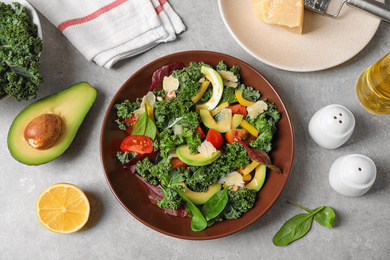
left=273, top=207, right=324, bottom=246
left=201, top=188, right=229, bottom=221
left=176, top=188, right=207, bottom=231
left=132, top=112, right=147, bottom=135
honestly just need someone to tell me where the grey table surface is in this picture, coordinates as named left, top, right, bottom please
left=1, top=1, right=390, bottom=259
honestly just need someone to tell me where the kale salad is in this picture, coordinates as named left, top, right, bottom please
left=114, top=61, right=281, bottom=231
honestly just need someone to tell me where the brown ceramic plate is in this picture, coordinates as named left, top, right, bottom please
left=100, top=51, right=294, bottom=240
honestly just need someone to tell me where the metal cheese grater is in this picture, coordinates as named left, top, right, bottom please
left=304, top=0, right=390, bottom=22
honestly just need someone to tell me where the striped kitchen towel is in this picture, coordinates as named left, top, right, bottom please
left=29, top=0, right=186, bottom=68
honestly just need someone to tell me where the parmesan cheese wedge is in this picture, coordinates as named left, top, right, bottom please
left=252, top=0, right=304, bottom=34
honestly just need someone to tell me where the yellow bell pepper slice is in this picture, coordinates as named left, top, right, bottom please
left=240, top=119, right=259, bottom=137
left=242, top=174, right=252, bottom=181
left=235, top=89, right=255, bottom=107
left=191, top=80, right=210, bottom=103
left=241, top=160, right=261, bottom=176
left=210, top=101, right=229, bottom=116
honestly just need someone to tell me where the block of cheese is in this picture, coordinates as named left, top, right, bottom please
left=252, top=0, right=304, bottom=34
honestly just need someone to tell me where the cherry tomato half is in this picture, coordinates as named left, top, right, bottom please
left=124, top=114, right=137, bottom=135
left=228, top=104, right=247, bottom=118
left=225, top=129, right=248, bottom=144
left=195, top=125, right=206, bottom=139
left=206, top=129, right=223, bottom=150
left=120, top=135, right=153, bottom=155
left=170, top=158, right=188, bottom=169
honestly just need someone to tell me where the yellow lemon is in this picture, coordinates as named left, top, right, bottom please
left=36, top=183, right=90, bottom=234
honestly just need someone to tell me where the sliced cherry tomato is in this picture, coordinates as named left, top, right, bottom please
left=206, top=129, right=223, bottom=150
left=124, top=114, right=137, bottom=135
left=225, top=129, right=248, bottom=144
left=120, top=135, right=153, bottom=155
left=166, top=90, right=176, bottom=100
left=170, top=158, right=188, bottom=169
left=195, top=125, right=206, bottom=139
left=228, top=104, right=247, bottom=118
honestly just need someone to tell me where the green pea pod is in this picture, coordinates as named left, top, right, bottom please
left=273, top=206, right=324, bottom=246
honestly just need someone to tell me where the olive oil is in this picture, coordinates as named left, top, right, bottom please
left=356, top=53, right=390, bottom=114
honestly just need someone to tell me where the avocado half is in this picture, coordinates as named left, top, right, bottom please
left=7, top=82, right=97, bottom=165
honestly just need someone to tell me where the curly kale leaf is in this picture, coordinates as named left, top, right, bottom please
left=246, top=101, right=281, bottom=153
left=172, top=62, right=202, bottom=102
left=136, top=156, right=186, bottom=186
left=156, top=126, right=201, bottom=157
left=214, top=188, right=257, bottom=221
left=114, top=99, right=141, bottom=130
left=158, top=185, right=184, bottom=210
left=0, top=2, right=43, bottom=101
left=153, top=97, right=196, bottom=130
left=184, top=142, right=249, bottom=192
left=237, top=84, right=261, bottom=102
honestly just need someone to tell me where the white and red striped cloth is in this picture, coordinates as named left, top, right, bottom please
left=28, top=0, right=186, bottom=68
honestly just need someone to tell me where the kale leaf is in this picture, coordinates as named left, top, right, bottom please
left=114, top=99, right=141, bottom=130
left=184, top=142, right=250, bottom=192
left=246, top=101, right=281, bottom=153
left=158, top=185, right=184, bottom=210
left=214, top=188, right=257, bottom=221
left=0, top=2, right=43, bottom=101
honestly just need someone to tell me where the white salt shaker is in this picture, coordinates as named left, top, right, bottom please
left=308, top=104, right=355, bottom=149
left=329, top=154, right=376, bottom=197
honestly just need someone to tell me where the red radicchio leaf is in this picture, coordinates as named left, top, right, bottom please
left=149, top=62, right=185, bottom=92
left=133, top=159, right=188, bottom=217
left=123, top=149, right=160, bottom=174
left=234, top=135, right=282, bottom=173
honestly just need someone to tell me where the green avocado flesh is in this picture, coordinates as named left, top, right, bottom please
left=176, top=182, right=221, bottom=205
left=199, top=109, right=228, bottom=133
left=7, top=82, right=97, bottom=165
left=176, top=144, right=221, bottom=166
left=246, top=163, right=267, bottom=191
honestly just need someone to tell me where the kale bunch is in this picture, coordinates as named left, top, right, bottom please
left=0, top=2, right=43, bottom=101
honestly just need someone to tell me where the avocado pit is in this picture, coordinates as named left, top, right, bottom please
left=24, top=114, right=62, bottom=150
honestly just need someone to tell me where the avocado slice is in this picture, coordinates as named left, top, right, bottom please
left=176, top=182, right=221, bottom=205
left=245, top=163, right=267, bottom=191
left=231, top=114, right=244, bottom=129
left=8, top=82, right=97, bottom=165
left=199, top=109, right=230, bottom=133
left=195, top=66, right=224, bottom=111
left=176, top=144, right=221, bottom=166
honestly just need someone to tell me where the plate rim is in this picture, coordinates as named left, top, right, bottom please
left=217, top=0, right=381, bottom=72
left=100, top=50, right=295, bottom=240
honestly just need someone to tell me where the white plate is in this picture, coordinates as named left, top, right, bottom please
left=218, top=0, right=382, bottom=72
left=0, top=0, right=43, bottom=101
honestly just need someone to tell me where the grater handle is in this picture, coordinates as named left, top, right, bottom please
left=346, top=0, right=390, bottom=22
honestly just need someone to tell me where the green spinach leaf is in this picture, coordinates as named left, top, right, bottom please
left=201, top=188, right=229, bottom=221
left=273, top=207, right=324, bottom=246
left=176, top=188, right=207, bottom=231
left=288, top=201, right=335, bottom=229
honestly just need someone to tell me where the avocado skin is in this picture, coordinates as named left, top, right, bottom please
left=7, top=82, right=97, bottom=165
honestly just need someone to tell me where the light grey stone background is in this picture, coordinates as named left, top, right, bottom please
left=1, top=1, right=390, bottom=259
